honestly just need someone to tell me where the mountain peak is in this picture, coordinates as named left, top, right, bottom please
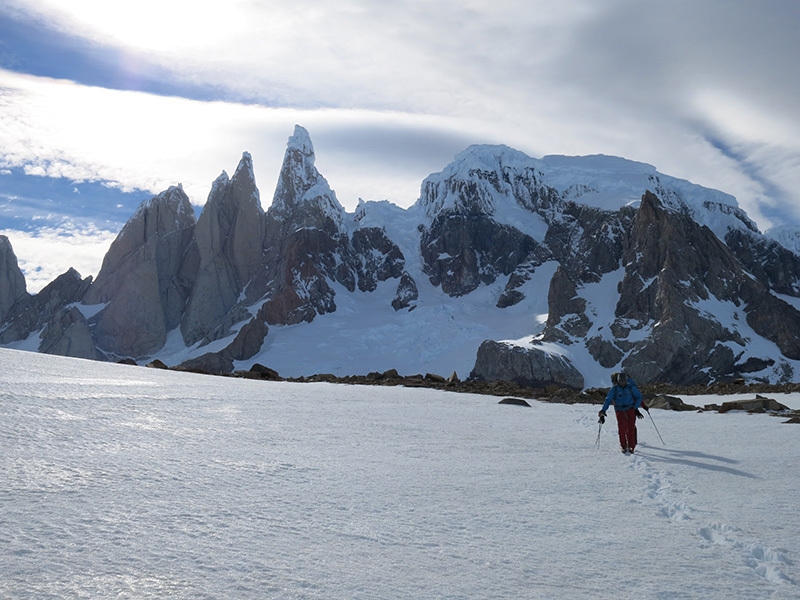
left=452, top=143, right=536, bottom=170
left=270, top=124, right=344, bottom=223
left=287, top=125, right=314, bottom=156
left=233, top=151, right=255, bottom=180
left=416, top=143, right=549, bottom=220
left=126, top=185, right=196, bottom=236
left=230, top=151, right=261, bottom=208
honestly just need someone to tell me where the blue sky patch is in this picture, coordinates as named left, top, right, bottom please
left=0, top=168, right=151, bottom=233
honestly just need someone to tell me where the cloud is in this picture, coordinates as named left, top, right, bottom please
left=538, top=0, right=800, bottom=226
left=0, top=69, right=496, bottom=208
left=0, top=0, right=798, bottom=235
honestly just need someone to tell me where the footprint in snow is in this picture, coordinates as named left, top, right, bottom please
left=629, top=455, right=694, bottom=522
left=697, top=522, right=796, bottom=586
left=631, top=452, right=796, bottom=586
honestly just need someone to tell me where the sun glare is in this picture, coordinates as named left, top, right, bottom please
left=25, top=0, right=245, bottom=52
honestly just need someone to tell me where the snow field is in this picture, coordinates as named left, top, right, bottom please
left=1, top=348, right=798, bottom=599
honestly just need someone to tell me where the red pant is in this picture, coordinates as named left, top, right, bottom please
left=614, top=408, right=638, bottom=450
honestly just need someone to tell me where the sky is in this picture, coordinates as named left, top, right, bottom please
left=1, top=0, right=799, bottom=292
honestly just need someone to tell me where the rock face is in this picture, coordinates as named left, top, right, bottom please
left=257, top=126, right=351, bottom=325
left=0, top=267, right=93, bottom=352
left=257, top=125, right=406, bottom=325
left=84, top=185, right=198, bottom=358
left=0, top=235, right=28, bottom=322
left=181, top=155, right=263, bottom=346
left=392, top=272, right=419, bottom=311
left=39, top=306, right=97, bottom=359
left=470, top=340, right=585, bottom=389
left=5, top=128, right=800, bottom=387
left=417, top=146, right=554, bottom=297
left=523, top=191, right=800, bottom=385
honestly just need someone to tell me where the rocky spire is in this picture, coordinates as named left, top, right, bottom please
left=253, top=124, right=409, bottom=328
left=84, top=185, right=199, bottom=358
left=181, top=153, right=265, bottom=346
left=0, top=235, right=28, bottom=322
left=269, top=124, right=345, bottom=227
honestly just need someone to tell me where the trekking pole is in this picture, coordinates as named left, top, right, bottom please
left=596, top=421, right=603, bottom=449
left=647, top=410, right=666, bottom=445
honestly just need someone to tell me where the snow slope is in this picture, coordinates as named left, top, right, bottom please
left=236, top=268, right=556, bottom=380
left=1, top=348, right=798, bottom=599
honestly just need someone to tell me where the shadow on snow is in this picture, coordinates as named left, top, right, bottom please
left=637, top=444, right=758, bottom=479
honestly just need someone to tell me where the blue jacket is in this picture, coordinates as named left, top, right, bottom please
left=601, top=380, right=643, bottom=413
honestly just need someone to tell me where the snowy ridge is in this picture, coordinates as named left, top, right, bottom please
left=538, top=154, right=736, bottom=208
left=767, top=224, right=800, bottom=257
left=416, top=144, right=548, bottom=219
left=538, top=153, right=757, bottom=239
left=417, top=145, right=757, bottom=242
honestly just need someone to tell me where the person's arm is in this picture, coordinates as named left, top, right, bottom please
left=600, top=388, right=614, bottom=414
left=632, top=384, right=643, bottom=409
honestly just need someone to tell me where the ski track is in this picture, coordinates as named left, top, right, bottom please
left=629, top=449, right=796, bottom=588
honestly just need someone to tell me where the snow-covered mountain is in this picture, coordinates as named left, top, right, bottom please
left=3, top=125, right=800, bottom=388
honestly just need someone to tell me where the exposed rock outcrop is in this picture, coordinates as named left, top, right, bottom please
left=178, top=352, right=234, bottom=375
left=0, top=235, right=28, bottom=322
left=498, top=397, right=531, bottom=407
left=181, top=156, right=263, bottom=346
left=470, top=340, right=584, bottom=389
left=85, top=186, right=198, bottom=358
left=39, top=305, right=97, bottom=359
left=725, top=228, right=800, bottom=296
left=717, top=396, right=789, bottom=413
left=0, top=267, right=92, bottom=345
left=647, top=394, right=699, bottom=411
left=352, top=227, right=405, bottom=292
left=421, top=215, right=541, bottom=297
left=392, top=272, right=419, bottom=311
